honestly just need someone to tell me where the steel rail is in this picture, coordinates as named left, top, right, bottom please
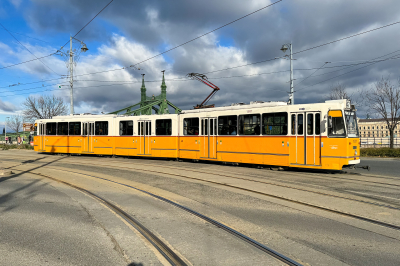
left=38, top=161, right=400, bottom=232
left=13, top=163, right=302, bottom=266
left=56, top=155, right=400, bottom=188
left=54, top=157, right=400, bottom=211
left=28, top=171, right=188, bottom=266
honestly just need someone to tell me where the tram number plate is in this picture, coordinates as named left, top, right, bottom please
left=353, top=146, right=357, bottom=149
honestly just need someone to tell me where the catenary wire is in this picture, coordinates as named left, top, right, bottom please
left=0, top=28, right=53, bottom=44
left=0, top=22, right=61, bottom=76
left=127, top=0, right=283, bottom=68
left=0, top=77, right=69, bottom=89
left=0, top=0, right=115, bottom=71
left=296, top=52, right=400, bottom=92
left=295, top=49, right=400, bottom=80
left=4, top=54, right=400, bottom=95
left=59, top=0, right=115, bottom=49
left=296, top=62, right=329, bottom=86
left=1, top=71, right=294, bottom=97
left=202, top=20, right=400, bottom=75
left=23, top=0, right=283, bottom=81
left=6, top=54, right=399, bottom=91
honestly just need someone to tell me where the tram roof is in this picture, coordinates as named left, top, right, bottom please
left=181, top=101, right=288, bottom=114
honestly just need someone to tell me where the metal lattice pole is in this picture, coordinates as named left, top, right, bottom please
left=69, top=36, right=74, bottom=115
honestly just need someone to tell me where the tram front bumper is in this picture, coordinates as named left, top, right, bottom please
left=347, top=159, right=360, bottom=165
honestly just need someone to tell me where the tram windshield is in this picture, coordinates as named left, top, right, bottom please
left=344, top=110, right=359, bottom=138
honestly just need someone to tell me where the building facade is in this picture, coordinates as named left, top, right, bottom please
left=358, top=118, right=399, bottom=138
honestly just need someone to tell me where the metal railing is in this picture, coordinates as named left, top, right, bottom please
left=360, top=137, right=400, bottom=148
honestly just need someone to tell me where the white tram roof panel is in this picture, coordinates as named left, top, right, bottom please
left=181, top=101, right=288, bottom=114
left=52, top=114, right=116, bottom=120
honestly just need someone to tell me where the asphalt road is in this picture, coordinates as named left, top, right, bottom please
left=348, top=157, right=400, bottom=177
left=1, top=150, right=400, bottom=266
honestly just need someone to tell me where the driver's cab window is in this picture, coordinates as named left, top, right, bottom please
left=328, top=110, right=346, bottom=137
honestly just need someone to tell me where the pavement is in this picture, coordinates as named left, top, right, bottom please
left=0, top=172, right=129, bottom=266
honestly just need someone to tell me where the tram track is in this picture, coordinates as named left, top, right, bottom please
left=59, top=155, right=400, bottom=189
left=49, top=156, right=400, bottom=212
left=7, top=154, right=400, bottom=231
left=49, top=164, right=400, bottom=231
left=9, top=163, right=302, bottom=266
left=4, top=154, right=400, bottom=211
left=9, top=156, right=400, bottom=234
left=4, top=153, right=400, bottom=188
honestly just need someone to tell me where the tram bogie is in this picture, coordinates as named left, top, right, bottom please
left=34, top=99, right=360, bottom=170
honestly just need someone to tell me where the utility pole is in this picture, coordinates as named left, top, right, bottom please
left=5, top=117, right=9, bottom=143
left=69, top=36, right=74, bottom=115
left=66, top=36, right=88, bottom=115
left=289, top=43, right=294, bottom=105
left=280, top=43, right=294, bottom=105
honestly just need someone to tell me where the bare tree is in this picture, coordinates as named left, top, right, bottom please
left=7, top=115, right=24, bottom=133
left=328, top=82, right=362, bottom=107
left=22, top=95, right=68, bottom=121
left=365, top=77, right=400, bottom=148
left=328, top=83, right=350, bottom=100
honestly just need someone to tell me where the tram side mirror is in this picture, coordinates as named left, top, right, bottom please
left=328, top=116, right=332, bottom=129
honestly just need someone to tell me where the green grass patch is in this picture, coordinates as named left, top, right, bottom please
left=361, top=148, right=400, bottom=158
left=0, top=144, right=34, bottom=151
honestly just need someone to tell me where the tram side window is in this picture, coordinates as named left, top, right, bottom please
left=69, top=122, right=81, bottom=135
left=183, top=118, right=199, bottom=135
left=298, top=114, right=304, bottom=135
left=218, top=115, right=237, bottom=135
left=46, top=122, right=57, bottom=135
left=239, top=114, right=261, bottom=135
left=156, top=119, right=172, bottom=135
left=315, top=114, right=321, bottom=135
left=291, top=114, right=296, bottom=135
left=57, top=122, right=68, bottom=135
left=95, top=121, right=108, bottom=135
left=120, top=121, right=133, bottom=135
left=262, top=112, right=287, bottom=135
left=307, top=114, right=314, bottom=135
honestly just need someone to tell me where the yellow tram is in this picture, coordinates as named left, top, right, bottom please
left=34, top=99, right=360, bottom=170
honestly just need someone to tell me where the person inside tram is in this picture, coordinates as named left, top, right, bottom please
left=254, top=124, right=260, bottom=135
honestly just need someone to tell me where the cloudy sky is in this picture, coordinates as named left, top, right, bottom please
left=1, top=0, right=400, bottom=129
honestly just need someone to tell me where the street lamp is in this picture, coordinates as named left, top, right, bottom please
left=68, top=36, right=89, bottom=115
left=5, top=117, right=9, bottom=144
left=280, top=43, right=294, bottom=105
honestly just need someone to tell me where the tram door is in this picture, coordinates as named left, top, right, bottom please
left=82, top=122, right=94, bottom=153
left=290, top=113, right=305, bottom=164
left=306, top=112, right=321, bottom=165
left=38, top=123, right=45, bottom=151
left=290, top=112, right=321, bottom=165
left=138, top=121, right=152, bottom=155
left=200, top=118, right=217, bottom=159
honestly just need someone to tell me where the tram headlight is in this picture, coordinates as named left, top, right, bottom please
left=355, top=150, right=358, bottom=156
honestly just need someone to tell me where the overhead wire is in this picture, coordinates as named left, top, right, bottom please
left=0, top=28, right=53, bottom=44
left=59, top=0, right=115, bottom=49
left=1, top=70, right=295, bottom=97
left=127, top=0, right=283, bottom=68
left=4, top=54, right=400, bottom=95
left=296, top=50, right=400, bottom=92
left=15, top=0, right=282, bottom=81
left=295, top=62, right=329, bottom=86
left=202, top=19, right=400, bottom=75
left=0, top=0, right=115, bottom=72
left=0, top=22, right=61, bottom=76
